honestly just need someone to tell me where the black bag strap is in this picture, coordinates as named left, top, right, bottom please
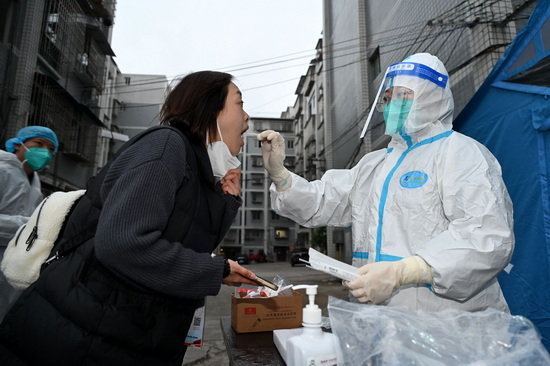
left=12, top=195, right=51, bottom=250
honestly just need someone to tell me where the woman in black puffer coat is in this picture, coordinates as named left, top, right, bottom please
left=0, top=71, right=259, bottom=365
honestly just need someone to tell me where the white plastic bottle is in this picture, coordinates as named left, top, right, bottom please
left=286, top=285, right=339, bottom=366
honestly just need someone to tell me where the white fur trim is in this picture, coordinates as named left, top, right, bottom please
left=0, top=190, right=86, bottom=290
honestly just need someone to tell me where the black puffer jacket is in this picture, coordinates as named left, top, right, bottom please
left=0, top=127, right=240, bottom=365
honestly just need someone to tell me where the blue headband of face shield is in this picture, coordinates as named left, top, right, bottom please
left=386, top=62, right=448, bottom=88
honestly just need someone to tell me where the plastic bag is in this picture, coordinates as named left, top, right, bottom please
left=328, top=297, right=550, bottom=365
left=235, top=274, right=293, bottom=298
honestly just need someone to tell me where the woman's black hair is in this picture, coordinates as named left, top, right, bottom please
left=160, top=71, right=233, bottom=147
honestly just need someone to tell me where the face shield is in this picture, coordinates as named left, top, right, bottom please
left=360, top=61, right=449, bottom=138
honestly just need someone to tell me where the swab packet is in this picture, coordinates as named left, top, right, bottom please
left=304, top=248, right=360, bottom=281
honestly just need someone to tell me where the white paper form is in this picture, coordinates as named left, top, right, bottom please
left=306, top=248, right=360, bottom=281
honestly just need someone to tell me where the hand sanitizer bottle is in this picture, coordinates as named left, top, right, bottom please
left=286, top=285, right=339, bottom=366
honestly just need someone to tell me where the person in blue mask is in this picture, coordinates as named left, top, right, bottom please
left=258, top=53, right=514, bottom=313
left=0, top=125, right=58, bottom=320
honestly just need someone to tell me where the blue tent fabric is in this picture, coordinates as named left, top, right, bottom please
left=454, top=1, right=550, bottom=352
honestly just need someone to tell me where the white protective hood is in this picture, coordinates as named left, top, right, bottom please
left=398, top=53, right=454, bottom=134
left=361, top=53, right=454, bottom=138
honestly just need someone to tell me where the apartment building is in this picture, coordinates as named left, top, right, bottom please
left=0, top=0, right=118, bottom=192
left=219, top=117, right=297, bottom=263
left=109, top=72, right=168, bottom=157
left=282, top=38, right=329, bottom=252
left=0, top=0, right=174, bottom=193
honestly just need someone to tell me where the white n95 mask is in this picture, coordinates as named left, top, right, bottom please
left=207, top=122, right=241, bottom=180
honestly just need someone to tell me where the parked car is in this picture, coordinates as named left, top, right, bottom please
left=236, top=255, right=249, bottom=265
left=290, top=247, right=309, bottom=266
left=247, top=250, right=267, bottom=263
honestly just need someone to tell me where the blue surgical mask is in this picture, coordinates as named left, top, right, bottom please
left=23, top=146, right=53, bottom=170
left=383, top=99, right=413, bottom=135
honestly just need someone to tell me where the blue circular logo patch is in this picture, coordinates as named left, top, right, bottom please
left=400, top=171, right=428, bottom=188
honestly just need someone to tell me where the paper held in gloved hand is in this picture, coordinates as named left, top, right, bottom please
left=304, top=248, right=360, bottom=281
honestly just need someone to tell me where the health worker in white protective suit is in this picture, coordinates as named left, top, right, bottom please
left=0, top=125, right=58, bottom=321
left=257, top=53, right=514, bottom=312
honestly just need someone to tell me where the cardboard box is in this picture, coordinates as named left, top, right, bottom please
left=231, top=290, right=303, bottom=333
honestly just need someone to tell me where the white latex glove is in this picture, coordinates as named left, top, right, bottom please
left=257, top=130, right=292, bottom=191
left=345, top=256, right=432, bottom=304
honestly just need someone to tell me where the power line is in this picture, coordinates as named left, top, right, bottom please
left=105, top=21, right=429, bottom=90
left=93, top=0, right=522, bottom=95
left=96, top=1, right=523, bottom=127
left=97, top=22, right=472, bottom=124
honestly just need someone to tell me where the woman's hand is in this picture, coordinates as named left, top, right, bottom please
left=221, top=169, right=241, bottom=195
left=222, top=259, right=259, bottom=287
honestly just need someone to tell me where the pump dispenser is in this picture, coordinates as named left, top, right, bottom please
left=286, top=285, right=339, bottom=366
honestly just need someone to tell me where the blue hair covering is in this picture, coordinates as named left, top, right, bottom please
left=5, top=126, right=59, bottom=153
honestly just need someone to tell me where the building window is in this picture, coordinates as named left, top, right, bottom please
left=245, top=229, right=263, bottom=240
left=125, top=77, right=131, bottom=85
left=287, top=140, right=294, bottom=149
left=252, top=192, right=263, bottom=204
left=225, top=229, right=237, bottom=241
left=45, top=13, right=59, bottom=44
left=251, top=173, right=264, bottom=185
left=308, top=93, right=317, bottom=116
left=252, top=211, right=262, bottom=221
left=271, top=211, right=280, bottom=220
left=252, top=156, right=263, bottom=167
left=284, top=156, right=295, bottom=168
left=369, top=47, right=381, bottom=79
left=275, top=228, right=288, bottom=239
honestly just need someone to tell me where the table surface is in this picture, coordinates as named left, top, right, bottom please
left=220, top=316, right=286, bottom=366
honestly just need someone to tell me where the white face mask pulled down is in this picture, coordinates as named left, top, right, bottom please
left=206, top=122, right=241, bottom=180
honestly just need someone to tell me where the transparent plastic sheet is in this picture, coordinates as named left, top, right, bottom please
left=328, top=297, right=550, bottom=366
left=273, top=274, right=293, bottom=297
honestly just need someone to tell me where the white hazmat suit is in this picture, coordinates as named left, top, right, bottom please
left=0, top=149, right=43, bottom=321
left=0, top=150, right=43, bottom=247
left=259, top=53, right=514, bottom=312
left=0, top=125, right=57, bottom=321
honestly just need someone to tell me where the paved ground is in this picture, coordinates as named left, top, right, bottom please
left=181, top=261, right=349, bottom=365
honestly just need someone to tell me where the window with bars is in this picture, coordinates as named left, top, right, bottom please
left=244, top=229, right=263, bottom=240
left=251, top=211, right=262, bottom=221
left=40, top=0, right=107, bottom=91
left=29, top=73, right=98, bottom=163
left=251, top=192, right=263, bottom=204
left=252, top=156, right=263, bottom=167
left=250, top=173, right=264, bottom=185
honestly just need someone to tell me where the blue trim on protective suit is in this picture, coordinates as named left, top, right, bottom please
left=352, top=252, right=369, bottom=259
left=352, top=253, right=404, bottom=262
left=400, top=130, right=413, bottom=148
left=378, top=254, right=402, bottom=262
left=375, top=130, right=454, bottom=262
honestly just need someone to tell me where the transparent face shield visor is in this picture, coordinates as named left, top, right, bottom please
left=360, top=62, right=449, bottom=138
